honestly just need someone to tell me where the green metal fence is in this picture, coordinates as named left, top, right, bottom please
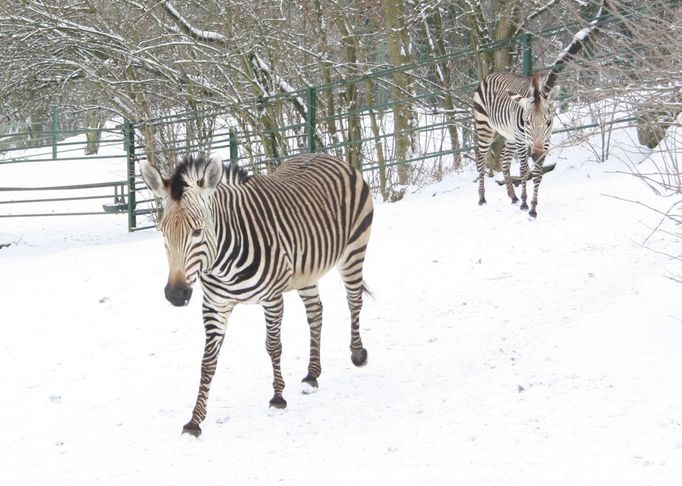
left=0, top=181, right=128, bottom=218
left=0, top=5, right=653, bottom=231
left=125, top=7, right=622, bottom=224
left=0, top=123, right=130, bottom=220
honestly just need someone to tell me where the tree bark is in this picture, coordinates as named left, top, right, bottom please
left=384, top=0, right=417, bottom=187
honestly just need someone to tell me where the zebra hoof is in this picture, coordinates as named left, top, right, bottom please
left=301, top=375, right=319, bottom=394
left=301, top=376, right=319, bottom=395
left=269, top=394, right=288, bottom=409
left=351, top=348, right=368, bottom=367
left=529, top=209, right=537, bottom=218
left=520, top=203, right=529, bottom=211
left=511, top=197, right=519, bottom=205
left=478, top=198, right=487, bottom=206
left=182, top=422, right=202, bottom=437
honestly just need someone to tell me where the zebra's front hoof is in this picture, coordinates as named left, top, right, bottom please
left=351, top=348, right=368, bottom=367
left=182, top=422, right=202, bottom=437
left=269, top=394, right=288, bottom=409
left=301, top=375, right=318, bottom=395
left=478, top=197, right=487, bottom=206
left=301, top=375, right=319, bottom=394
left=528, top=209, right=537, bottom=218
left=510, top=197, right=519, bottom=205
left=520, top=202, right=529, bottom=211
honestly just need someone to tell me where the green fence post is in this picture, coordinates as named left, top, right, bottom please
left=51, top=106, right=58, bottom=160
left=522, top=33, right=533, bottom=76
left=229, top=129, right=238, bottom=163
left=125, top=120, right=136, bottom=232
left=306, top=86, right=316, bottom=153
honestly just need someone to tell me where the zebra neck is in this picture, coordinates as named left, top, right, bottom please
left=205, top=185, right=273, bottom=279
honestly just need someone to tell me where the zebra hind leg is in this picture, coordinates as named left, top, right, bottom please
left=338, top=245, right=370, bottom=367
left=500, top=144, right=518, bottom=204
left=477, top=165, right=487, bottom=206
left=297, top=284, right=323, bottom=393
left=263, top=296, right=287, bottom=408
left=474, top=122, right=493, bottom=206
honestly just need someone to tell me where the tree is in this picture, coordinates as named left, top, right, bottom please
left=384, top=0, right=418, bottom=187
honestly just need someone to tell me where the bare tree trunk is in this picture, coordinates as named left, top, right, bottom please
left=84, top=111, right=106, bottom=155
left=422, top=3, right=461, bottom=172
left=366, top=78, right=388, bottom=200
left=334, top=11, right=364, bottom=169
left=384, top=0, right=417, bottom=187
left=313, top=0, right=342, bottom=157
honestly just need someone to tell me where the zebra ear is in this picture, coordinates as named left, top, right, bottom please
left=140, top=160, right=170, bottom=198
left=544, top=84, right=560, bottom=102
left=197, top=157, right=223, bottom=195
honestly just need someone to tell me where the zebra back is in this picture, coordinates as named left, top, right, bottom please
left=474, top=73, right=537, bottom=134
left=207, top=153, right=373, bottom=296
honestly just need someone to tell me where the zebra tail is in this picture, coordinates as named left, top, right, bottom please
left=362, top=281, right=375, bottom=299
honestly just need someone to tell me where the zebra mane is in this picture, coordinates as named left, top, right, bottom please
left=530, top=73, right=544, bottom=105
left=224, top=162, right=251, bottom=186
left=169, top=155, right=211, bottom=200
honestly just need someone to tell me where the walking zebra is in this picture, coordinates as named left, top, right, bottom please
left=473, top=72, right=558, bottom=217
left=140, top=153, right=373, bottom=437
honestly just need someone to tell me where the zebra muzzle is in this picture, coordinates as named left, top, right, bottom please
left=164, top=284, right=193, bottom=307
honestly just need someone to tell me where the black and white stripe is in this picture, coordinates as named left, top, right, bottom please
left=141, top=153, right=373, bottom=436
left=473, top=72, right=557, bottom=217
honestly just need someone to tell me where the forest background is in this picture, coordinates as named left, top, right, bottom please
left=1, top=1, right=680, bottom=201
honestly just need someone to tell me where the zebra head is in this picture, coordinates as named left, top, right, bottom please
left=508, top=77, right=559, bottom=162
left=140, top=155, right=223, bottom=307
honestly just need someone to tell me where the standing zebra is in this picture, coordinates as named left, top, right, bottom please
left=140, top=153, right=373, bottom=437
left=472, top=0, right=610, bottom=218
left=473, top=72, right=558, bottom=218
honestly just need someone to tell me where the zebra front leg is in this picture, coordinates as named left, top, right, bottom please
left=517, top=144, right=530, bottom=211
left=529, top=156, right=545, bottom=218
left=263, top=296, right=287, bottom=408
left=297, top=284, right=323, bottom=393
left=183, top=302, right=233, bottom=437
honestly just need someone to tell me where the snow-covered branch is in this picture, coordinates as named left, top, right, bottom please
left=543, top=0, right=610, bottom=93
left=160, top=1, right=228, bottom=44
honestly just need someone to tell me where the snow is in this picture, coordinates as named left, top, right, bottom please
left=251, top=53, right=306, bottom=108
left=1, top=123, right=682, bottom=485
left=162, top=1, right=228, bottom=43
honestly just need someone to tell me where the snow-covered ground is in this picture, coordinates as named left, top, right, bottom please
left=1, top=125, right=682, bottom=485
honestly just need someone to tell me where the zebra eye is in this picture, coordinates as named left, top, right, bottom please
left=191, top=228, right=203, bottom=238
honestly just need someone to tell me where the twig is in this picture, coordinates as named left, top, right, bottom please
left=627, top=236, right=682, bottom=262
left=0, top=233, right=22, bottom=249
left=602, top=193, right=682, bottom=225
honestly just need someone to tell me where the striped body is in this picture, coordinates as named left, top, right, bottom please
left=200, top=156, right=371, bottom=301
left=473, top=72, right=557, bottom=217
left=141, top=153, right=373, bottom=436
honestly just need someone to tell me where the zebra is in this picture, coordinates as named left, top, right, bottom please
left=471, top=1, right=611, bottom=218
left=472, top=71, right=558, bottom=218
left=140, top=153, right=373, bottom=437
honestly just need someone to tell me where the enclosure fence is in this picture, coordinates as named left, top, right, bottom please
left=0, top=6, right=656, bottom=231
